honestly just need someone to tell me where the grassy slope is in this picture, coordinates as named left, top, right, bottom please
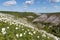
left=0, top=21, right=54, bottom=40
left=0, top=11, right=60, bottom=38
left=0, top=15, right=55, bottom=40
left=0, top=11, right=38, bottom=22
left=34, top=13, right=60, bottom=37
left=44, top=13, right=60, bottom=37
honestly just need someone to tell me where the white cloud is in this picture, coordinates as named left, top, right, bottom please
left=25, top=1, right=32, bottom=5
left=23, top=0, right=34, bottom=11
left=49, top=0, right=60, bottom=3
left=3, top=0, right=17, bottom=6
left=25, top=0, right=34, bottom=5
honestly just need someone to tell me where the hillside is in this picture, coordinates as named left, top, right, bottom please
left=0, top=11, right=60, bottom=40
left=0, top=11, right=38, bottom=22
left=33, top=13, right=60, bottom=37
left=33, top=13, right=60, bottom=26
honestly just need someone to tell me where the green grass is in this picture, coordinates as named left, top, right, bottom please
left=0, top=11, right=38, bottom=22
left=44, top=24, right=60, bottom=37
left=0, top=21, right=54, bottom=40
left=0, top=11, right=59, bottom=40
left=35, top=22, right=60, bottom=37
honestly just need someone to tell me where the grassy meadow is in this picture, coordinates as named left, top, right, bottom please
left=0, top=11, right=60, bottom=40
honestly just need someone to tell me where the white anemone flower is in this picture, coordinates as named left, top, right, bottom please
left=24, top=32, right=26, bottom=35
left=16, top=34, right=19, bottom=38
left=1, top=28, right=6, bottom=35
left=15, top=27, right=18, bottom=30
left=37, top=36, right=39, bottom=38
left=33, top=31, right=36, bottom=34
left=7, top=27, right=9, bottom=29
left=2, top=31, right=6, bottom=35
left=29, top=32, right=33, bottom=35
left=20, top=33, right=22, bottom=37
left=2, top=28, right=5, bottom=31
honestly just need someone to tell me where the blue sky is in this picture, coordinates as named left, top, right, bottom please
left=0, top=0, right=60, bottom=13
